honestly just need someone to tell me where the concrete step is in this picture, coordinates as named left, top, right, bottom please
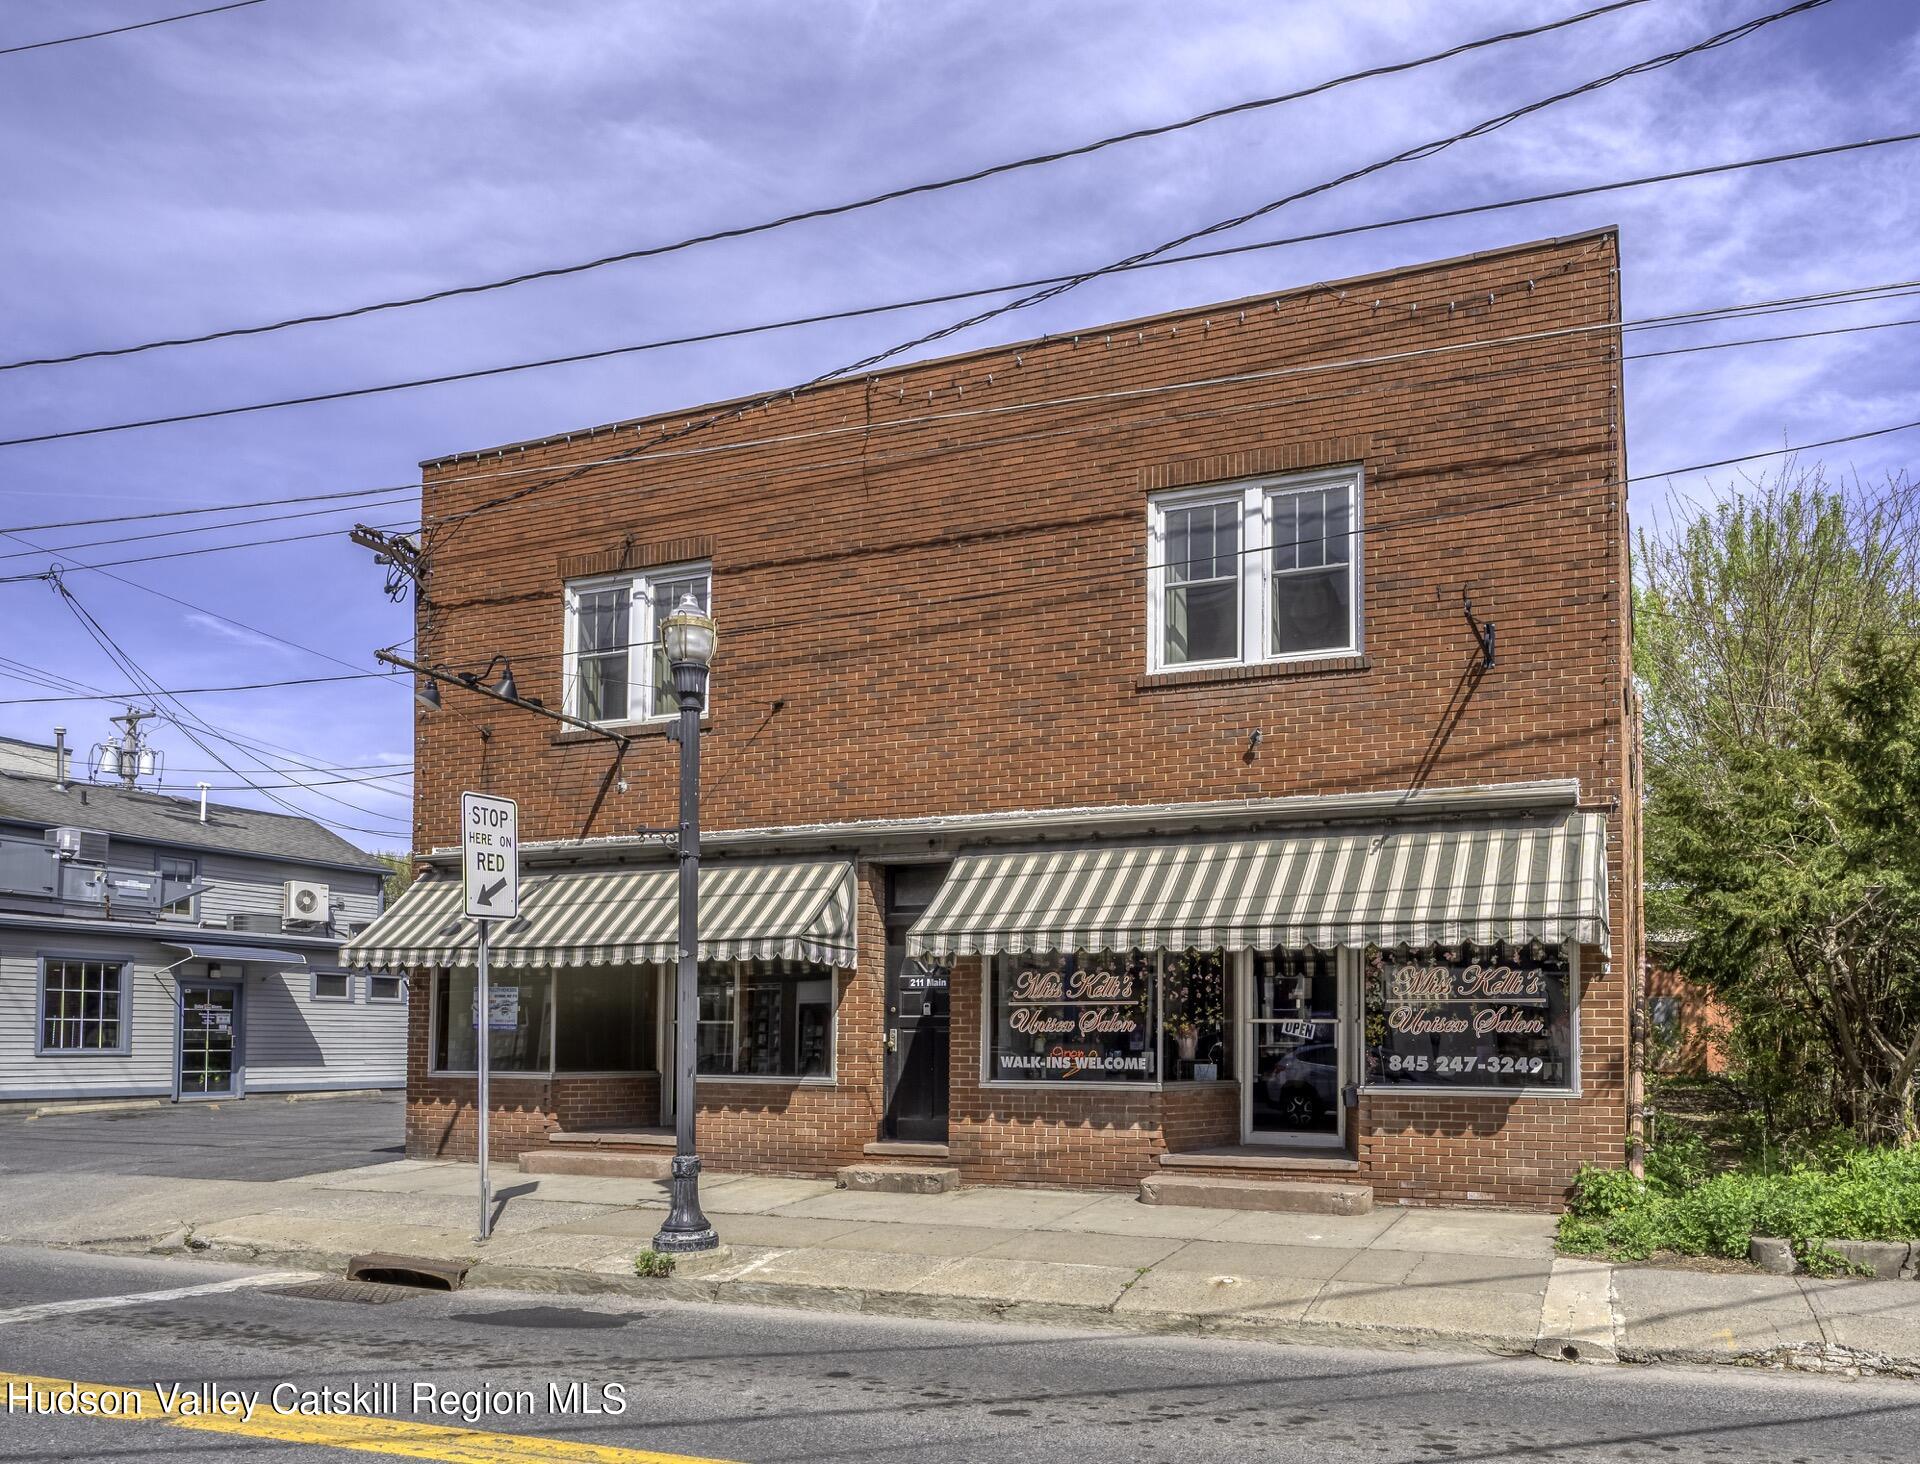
left=547, top=1128, right=673, bottom=1149
left=862, top=1140, right=950, bottom=1159
left=1138, top=1174, right=1373, bottom=1215
left=518, top=1150, right=672, bottom=1179
left=836, top=1163, right=960, bottom=1194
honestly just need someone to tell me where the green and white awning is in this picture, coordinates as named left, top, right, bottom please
left=342, top=859, right=857, bottom=971
left=905, top=812, right=1608, bottom=958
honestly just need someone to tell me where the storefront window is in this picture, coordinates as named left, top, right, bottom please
left=989, top=951, right=1155, bottom=1083
left=697, top=959, right=835, bottom=1078
left=1363, top=943, right=1575, bottom=1091
left=555, top=967, right=657, bottom=1072
left=433, top=969, right=551, bottom=1073
left=1160, top=948, right=1231, bottom=1080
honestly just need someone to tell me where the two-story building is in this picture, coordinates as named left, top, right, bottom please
left=350, top=229, right=1642, bottom=1209
left=0, top=735, right=403, bottom=1102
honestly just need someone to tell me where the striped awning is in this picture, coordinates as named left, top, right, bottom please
left=905, top=812, right=1608, bottom=958
left=342, top=859, right=857, bottom=971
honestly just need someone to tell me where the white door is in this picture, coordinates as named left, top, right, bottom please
left=1242, top=949, right=1346, bottom=1147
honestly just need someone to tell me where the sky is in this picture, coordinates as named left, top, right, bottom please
left=0, top=0, right=1915, bottom=852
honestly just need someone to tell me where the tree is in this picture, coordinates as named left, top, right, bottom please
left=1663, top=635, right=1920, bottom=1145
left=377, top=851, right=416, bottom=906
left=1635, top=462, right=1920, bottom=1142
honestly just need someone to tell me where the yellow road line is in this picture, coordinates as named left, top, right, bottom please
left=0, top=1371, right=740, bottom=1464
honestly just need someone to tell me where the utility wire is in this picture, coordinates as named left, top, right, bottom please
left=6, top=411, right=1920, bottom=713
left=0, top=482, right=407, bottom=536
left=0, top=0, right=268, bottom=57
left=0, top=0, right=1654, bottom=371
left=0, top=268, right=1896, bottom=550
left=3, top=273, right=1916, bottom=583
left=46, top=580, right=409, bottom=836
left=3, top=120, right=1897, bottom=455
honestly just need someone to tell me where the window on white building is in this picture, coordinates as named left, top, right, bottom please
left=1148, top=468, right=1361, bottom=671
left=39, top=958, right=128, bottom=1054
left=562, top=564, right=711, bottom=724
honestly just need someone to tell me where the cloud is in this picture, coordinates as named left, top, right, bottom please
left=0, top=0, right=1912, bottom=845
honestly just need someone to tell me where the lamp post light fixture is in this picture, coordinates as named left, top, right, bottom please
left=654, top=591, right=720, bottom=1255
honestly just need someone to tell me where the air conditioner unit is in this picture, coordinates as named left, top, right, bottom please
left=46, top=826, right=110, bottom=865
left=283, top=879, right=330, bottom=924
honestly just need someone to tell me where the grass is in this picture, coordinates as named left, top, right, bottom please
left=633, top=1249, right=676, bottom=1279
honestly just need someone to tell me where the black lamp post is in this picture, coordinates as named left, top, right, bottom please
left=653, top=591, right=719, bottom=1254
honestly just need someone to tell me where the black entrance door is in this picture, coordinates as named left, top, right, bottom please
left=883, top=866, right=950, bottom=1143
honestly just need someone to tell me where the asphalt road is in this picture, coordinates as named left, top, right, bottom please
left=2, top=1244, right=1916, bottom=1463
left=0, top=1093, right=404, bottom=1180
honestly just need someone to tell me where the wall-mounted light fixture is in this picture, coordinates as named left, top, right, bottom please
left=377, top=649, right=628, bottom=751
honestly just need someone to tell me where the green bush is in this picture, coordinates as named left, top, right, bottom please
left=1556, top=1142, right=1920, bottom=1263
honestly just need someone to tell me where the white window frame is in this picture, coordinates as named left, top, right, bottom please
left=367, top=973, right=405, bottom=1004
left=561, top=562, right=711, bottom=726
left=310, top=970, right=353, bottom=1003
left=1147, top=467, right=1363, bottom=673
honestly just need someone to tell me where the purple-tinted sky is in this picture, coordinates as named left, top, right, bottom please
left=1, top=0, right=1914, bottom=851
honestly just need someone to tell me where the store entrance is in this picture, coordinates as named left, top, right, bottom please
left=883, top=865, right=950, bottom=1144
left=1243, top=949, right=1344, bottom=1146
left=177, top=981, right=240, bottom=1100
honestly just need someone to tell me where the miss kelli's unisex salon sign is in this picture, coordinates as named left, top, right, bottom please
left=997, top=961, right=1152, bottom=1080
left=1365, top=945, right=1572, bottom=1087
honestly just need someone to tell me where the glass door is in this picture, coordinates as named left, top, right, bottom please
left=178, top=982, right=240, bottom=1099
left=1244, top=950, right=1343, bottom=1145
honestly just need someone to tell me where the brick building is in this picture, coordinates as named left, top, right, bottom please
left=347, top=227, right=1642, bottom=1210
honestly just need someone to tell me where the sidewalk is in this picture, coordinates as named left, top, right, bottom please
left=1, top=1159, right=1914, bottom=1378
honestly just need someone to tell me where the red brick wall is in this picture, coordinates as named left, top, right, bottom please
left=404, top=230, right=1638, bottom=1206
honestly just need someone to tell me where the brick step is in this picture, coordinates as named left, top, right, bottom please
left=836, top=1163, right=960, bottom=1194
left=518, top=1150, right=672, bottom=1179
left=1138, top=1174, right=1373, bottom=1215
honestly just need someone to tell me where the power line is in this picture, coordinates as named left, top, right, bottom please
left=3, top=271, right=1916, bottom=585
left=426, top=0, right=1835, bottom=540
left=0, top=124, right=1900, bottom=456
left=0, top=482, right=406, bottom=536
left=9, top=410, right=1920, bottom=712
left=44, top=579, right=410, bottom=836
left=0, top=0, right=1655, bottom=372
left=0, top=491, right=415, bottom=565
left=0, top=0, right=269, bottom=57
left=0, top=669, right=384, bottom=702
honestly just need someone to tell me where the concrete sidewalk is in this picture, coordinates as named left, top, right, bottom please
left=1, top=1159, right=1914, bottom=1379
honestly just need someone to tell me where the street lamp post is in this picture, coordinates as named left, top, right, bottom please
left=653, top=592, right=719, bottom=1255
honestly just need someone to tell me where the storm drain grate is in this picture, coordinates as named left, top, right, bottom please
left=270, top=1278, right=419, bottom=1306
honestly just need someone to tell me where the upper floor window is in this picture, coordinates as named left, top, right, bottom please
left=562, top=564, right=711, bottom=724
left=156, top=854, right=197, bottom=919
left=1148, top=468, right=1361, bottom=671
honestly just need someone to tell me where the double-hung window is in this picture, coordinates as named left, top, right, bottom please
left=156, top=855, right=197, bottom=919
left=562, top=563, right=711, bottom=724
left=1148, top=468, right=1361, bottom=671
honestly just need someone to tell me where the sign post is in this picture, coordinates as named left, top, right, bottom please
left=461, top=790, right=518, bottom=1242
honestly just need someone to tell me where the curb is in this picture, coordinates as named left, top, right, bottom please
left=28, top=1099, right=167, bottom=1118
left=144, top=1234, right=1536, bottom=1359
left=60, top=1231, right=1920, bottom=1377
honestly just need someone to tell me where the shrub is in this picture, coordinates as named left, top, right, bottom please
left=1555, top=1142, right=1920, bottom=1263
